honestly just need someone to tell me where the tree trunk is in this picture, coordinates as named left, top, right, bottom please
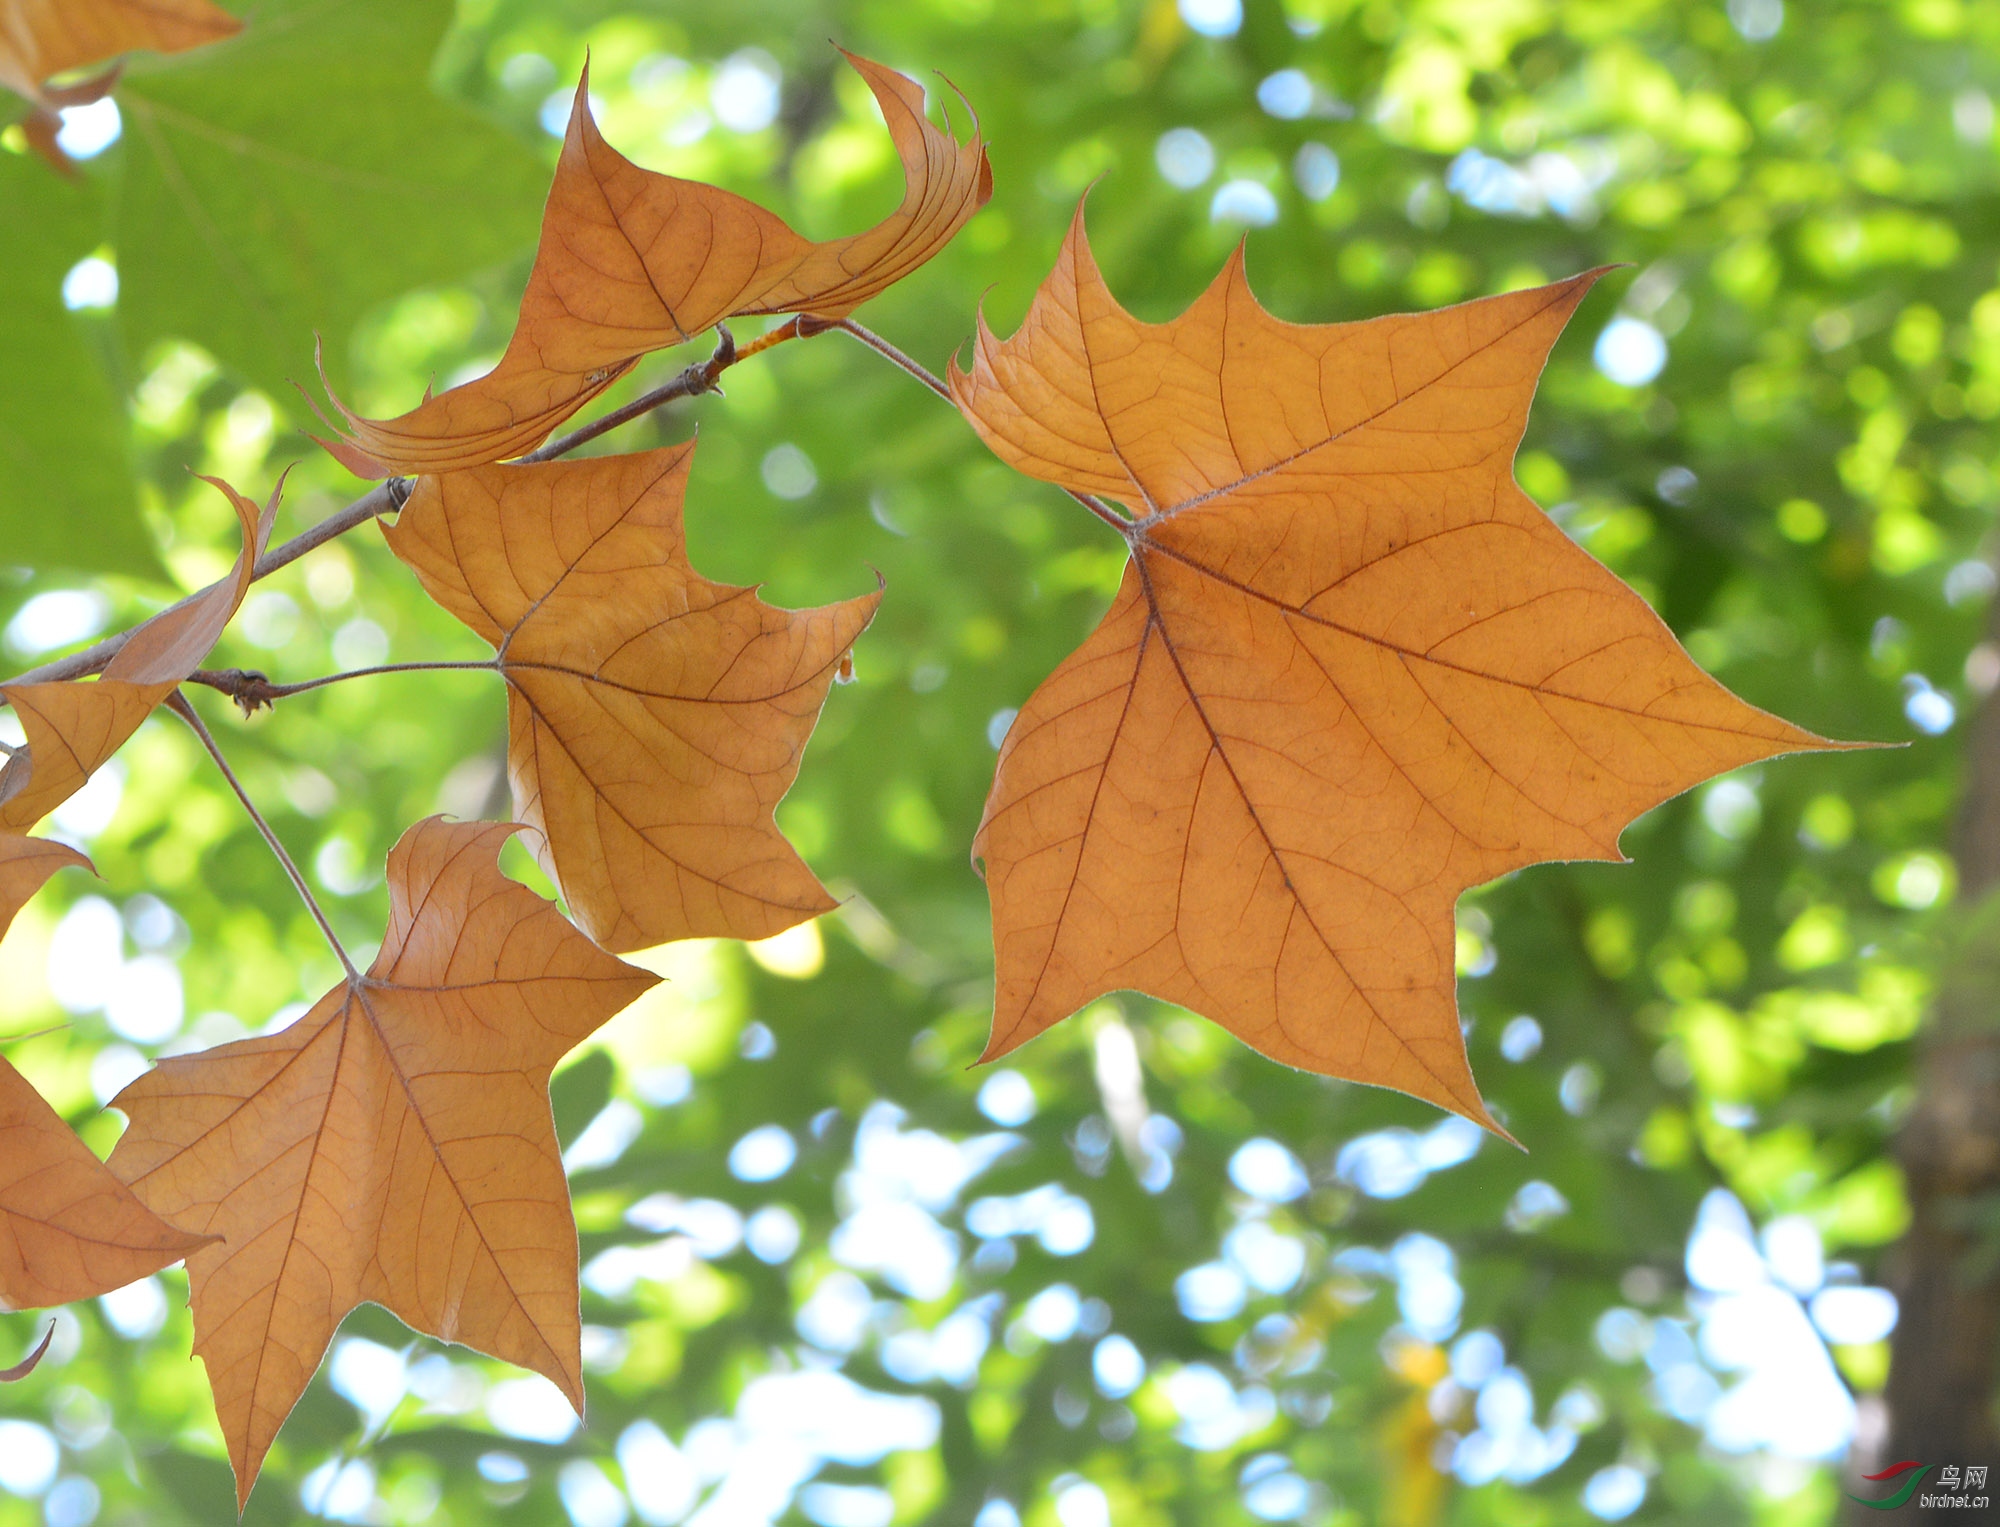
left=1851, top=614, right=2000, bottom=1520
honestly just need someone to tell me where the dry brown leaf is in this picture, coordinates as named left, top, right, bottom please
left=0, top=474, right=268, bottom=1326
left=0, top=474, right=276, bottom=837
left=0, top=679, right=158, bottom=837
left=0, top=724, right=204, bottom=1334
left=0, top=735, right=195, bottom=1327
left=384, top=444, right=879, bottom=951
left=0, top=476, right=246, bottom=1322
left=0, top=704, right=195, bottom=1325
left=107, top=816, right=658, bottom=1505
left=320, top=50, right=991, bottom=477
left=17, top=105, right=73, bottom=175
left=0, top=0, right=238, bottom=107
left=0, top=1052, right=213, bottom=1312
left=0, top=834, right=86, bottom=942
left=950, top=209, right=1847, bottom=1130
left=0, top=1321, right=54, bottom=1381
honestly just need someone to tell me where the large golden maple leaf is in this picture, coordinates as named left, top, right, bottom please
left=951, top=208, right=1843, bottom=1132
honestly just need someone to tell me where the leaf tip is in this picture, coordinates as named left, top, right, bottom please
left=1440, top=1086, right=1523, bottom=1150
left=566, top=56, right=604, bottom=150
left=974, top=1009, right=1035, bottom=1067
left=20, top=111, right=76, bottom=178
left=1556, top=264, right=1623, bottom=307
left=298, top=357, right=392, bottom=480
left=0, top=1321, right=54, bottom=1383
left=311, top=432, right=392, bottom=482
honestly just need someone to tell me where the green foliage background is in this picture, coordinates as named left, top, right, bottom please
left=0, top=0, right=1993, bottom=1522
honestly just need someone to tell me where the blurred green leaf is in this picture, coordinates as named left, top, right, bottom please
left=110, top=0, right=548, bottom=407
left=0, top=158, right=152, bottom=576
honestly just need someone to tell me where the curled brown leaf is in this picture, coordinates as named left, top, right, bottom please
left=0, top=0, right=238, bottom=108
left=0, top=833, right=87, bottom=943
left=0, top=473, right=276, bottom=836
left=319, top=50, right=991, bottom=477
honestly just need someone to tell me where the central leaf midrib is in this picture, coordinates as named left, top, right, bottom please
left=1127, top=552, right=1470, bottom=1107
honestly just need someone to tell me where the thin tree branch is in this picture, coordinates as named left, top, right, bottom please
left=0, top=1022, right=73, bottom=1043
left=834, top=318, right=1134, bottom=535
left=168, top=691, right=357, bottom=983
left=4, top=312, right=1023, bottom=696
left=522, top=324, right=750, bottom=463
left=5, top=326, right=783, bottom=690
left=6, top=477, right=413, bottom=688
left=189, top=661, right=497, bottom=714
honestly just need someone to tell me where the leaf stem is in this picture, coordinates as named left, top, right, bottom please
left=833, top=317, right=952, bottom=399
left=0, top=1022, right=73, bottom=1044
left=1068, top=487, right=1142, bottom=536
left=834, top=318, right=1133, bottom=535
left=168, top=691, right=357, bottom=982
left=189, top=661, right=497, bottom=713
left=738, top=313, right=832, bottom=361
